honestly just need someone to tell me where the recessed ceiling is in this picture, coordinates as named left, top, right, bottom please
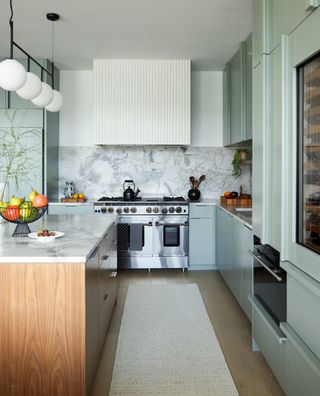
left=0, top=0, right=252, bottom=71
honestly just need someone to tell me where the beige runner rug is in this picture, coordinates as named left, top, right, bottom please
left=109, top=284, right=239, bottom=395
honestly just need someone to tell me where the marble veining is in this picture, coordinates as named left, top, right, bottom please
left=0, top=214, right=116, bottom=263
left=59, top=146, right=251, bottom=199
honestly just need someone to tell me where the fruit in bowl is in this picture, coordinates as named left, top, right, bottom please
left=3, top=205, right=20, bottom=221
left=32, top=194, right=48, bottom=208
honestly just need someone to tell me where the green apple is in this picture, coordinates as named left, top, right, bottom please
left=28, top=189, right=38, bottom=203
left=9, top=195, right=23, bottom=207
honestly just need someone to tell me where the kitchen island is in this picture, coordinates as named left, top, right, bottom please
left=0, top=214, right=117, bottom=396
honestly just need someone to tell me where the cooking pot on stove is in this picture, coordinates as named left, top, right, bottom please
left=123, top=180, right=140, bottom=201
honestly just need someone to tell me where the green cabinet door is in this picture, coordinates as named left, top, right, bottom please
left=253, top=0, right=265, bottom=67
left=265, top=45, right=282, bottom=251
left=285, top=0, right=315, bottom=34
left=243, top=34, right=253, bottom=141
left=229, top=218, right=242, bottom=302
left=223, top=64, right=231, bottom=146
left=240, top=224, right=253, bottom=321
left=267, top=0, right=287, bottom=53
left=230, top=49, right=242, bottom=145
left=189, top=205, right=215, bottom=268
left=216, top=207, right=231, bottom=286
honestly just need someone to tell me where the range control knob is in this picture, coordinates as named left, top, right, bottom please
left=108, top=207, right=114, bottom=213
left=153, top=207, right=159, bottom=213
left=101, top=207, right=107, bottom=213
left=175, top=207, right=182, bottom=213
left=131, top=207, right=137, bottom=213
left=124, top=207, right=129, bottom=213
left=162, top=207, right=168, bottom=214
left=169, top=207, right=175, bottom=213
left=146, top=207, right=152, bottom=213
left=116, top=208, right=122, bottom=214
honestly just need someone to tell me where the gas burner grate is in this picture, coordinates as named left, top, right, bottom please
left=163, top=196, right=186, bottom=202
left=97, top=196, right=142, bottom=202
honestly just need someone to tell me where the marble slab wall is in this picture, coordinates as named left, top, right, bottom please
left=59, top=146, right=251, bottom=199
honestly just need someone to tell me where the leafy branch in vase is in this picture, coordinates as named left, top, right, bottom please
left=0, top=109, right=42, bottom=201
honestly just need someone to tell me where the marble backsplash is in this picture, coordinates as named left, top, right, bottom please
left=59, top=146, right=251, bottom=200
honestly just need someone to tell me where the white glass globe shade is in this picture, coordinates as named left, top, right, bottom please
left=16, top=72, right=42, bottom=100
left=0, top=59, right=27, bottom=91
left=31, top=82, right=53, bottom=107
left=45, top=90, right=63, bottom=112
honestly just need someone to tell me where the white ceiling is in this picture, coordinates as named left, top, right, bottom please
left=0, top=0, right=252, bottom=71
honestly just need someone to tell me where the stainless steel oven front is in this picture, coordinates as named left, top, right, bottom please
left=117, top=215, right=188, bottom=270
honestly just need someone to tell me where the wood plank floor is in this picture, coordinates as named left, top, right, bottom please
left=91, top=270, right=285, bottom=396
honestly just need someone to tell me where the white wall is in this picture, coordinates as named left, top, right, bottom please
left=191, top=71, right=223, bottom=147
left=60, top=71, right=93, bottom=146
left=60, top=70, right=223, bottom=147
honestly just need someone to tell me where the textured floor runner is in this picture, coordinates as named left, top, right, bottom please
left=109, top=284, right=239, bottom=396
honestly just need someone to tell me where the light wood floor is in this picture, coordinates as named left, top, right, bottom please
left=91, top=270, right=285, bottom=396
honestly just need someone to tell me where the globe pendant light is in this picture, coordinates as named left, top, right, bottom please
left=45, top=89, right=63, bottom=112
left=16, top=71, right=42, bottom=99
left=31, top=82, right=54, bottom=107
left=0, top=59, right=27, bottom=91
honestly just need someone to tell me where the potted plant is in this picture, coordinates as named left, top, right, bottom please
left=231, top=149, right=249, bottom=178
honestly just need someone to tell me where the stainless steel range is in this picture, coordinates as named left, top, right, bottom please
left=93, top=196, right=189, bottom=270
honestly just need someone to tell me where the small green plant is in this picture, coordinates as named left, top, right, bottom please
left=232, top=149, right=248, bottom=178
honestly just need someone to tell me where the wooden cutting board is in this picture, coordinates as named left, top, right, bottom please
left=220, top=196, right=252, bottom=206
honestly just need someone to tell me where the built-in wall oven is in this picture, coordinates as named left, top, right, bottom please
left=250, top=236, right=287, bottom=326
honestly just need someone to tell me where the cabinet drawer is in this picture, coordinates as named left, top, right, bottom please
left=189, top=204, right=214, bottom=218
left=281, top=323, right=320, bottom=396
left=48, top=204, right=93, bottom=215
left=286, top=267, right=320, bottom=360
left=251, top=296, right=286, bottom=388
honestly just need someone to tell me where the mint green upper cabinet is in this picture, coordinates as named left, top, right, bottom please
left=244, top=34, right=253, bottom=140
left=230, top=49, right=242, bottom=145
left=285, top=0, right=315, bottom=34
left=265, top=45, right=282, bottom=251
left=267, top=0, right=286, bottom=53
left=252, top=61, right=264, bottom=240
left=224, top=34, right=253, bottom=146
left=253, top=0, right=265, bottom=67
left=223, top=64, right=231, bottom=146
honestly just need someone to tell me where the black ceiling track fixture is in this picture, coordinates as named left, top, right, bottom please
left=0, top=0, right=63, bottom=111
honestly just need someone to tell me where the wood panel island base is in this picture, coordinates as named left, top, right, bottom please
left=0, top=215, right=117, bottom=396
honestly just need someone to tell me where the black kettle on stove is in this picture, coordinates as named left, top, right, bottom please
left=123, top=180, right=140, bottom=201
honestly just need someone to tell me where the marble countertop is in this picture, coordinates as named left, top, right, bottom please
left=189, top=199, right=252, bottom=229
left=0, top=214, right=116, bottom=263
left=49, top=201, right=93, bottom=206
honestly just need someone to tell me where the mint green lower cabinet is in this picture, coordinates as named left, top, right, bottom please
left=251, top=296, right=287, bottom=390
left=189, top=205, right=215, bottom=269
left=282, top=261, right=320, bottom=360
left=216, top=207, right=231, bottom=285
left=281, top=323, right=320, bottom=396
left=240, top=224, right=253, bottom=321
left=229, top=219, right=242, bottom=302
left=48, top=204, right=94, bottom=215
left=216, top=207, right=253, bottom=321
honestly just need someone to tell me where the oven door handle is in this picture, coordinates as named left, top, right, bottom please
left=156, top=222, right=188, bottom=226
left=248, top=250, right=283, bottom=282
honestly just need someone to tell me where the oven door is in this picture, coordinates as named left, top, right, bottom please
left=250, top=250, right=287, bottom=326
left=117, top=216, right=153, bottom=257
left=154, top=216, right=189, bottom=257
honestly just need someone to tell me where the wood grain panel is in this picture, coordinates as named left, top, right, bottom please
left=0, top=263, right=85, bottom=396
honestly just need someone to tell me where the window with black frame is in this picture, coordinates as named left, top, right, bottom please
left=297, top=53, right=320, bottom=254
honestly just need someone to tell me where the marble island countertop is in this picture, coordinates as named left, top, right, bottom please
left=0, top=214, right=116, bottom=263
left=189, top=199, right=252, bottom=229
